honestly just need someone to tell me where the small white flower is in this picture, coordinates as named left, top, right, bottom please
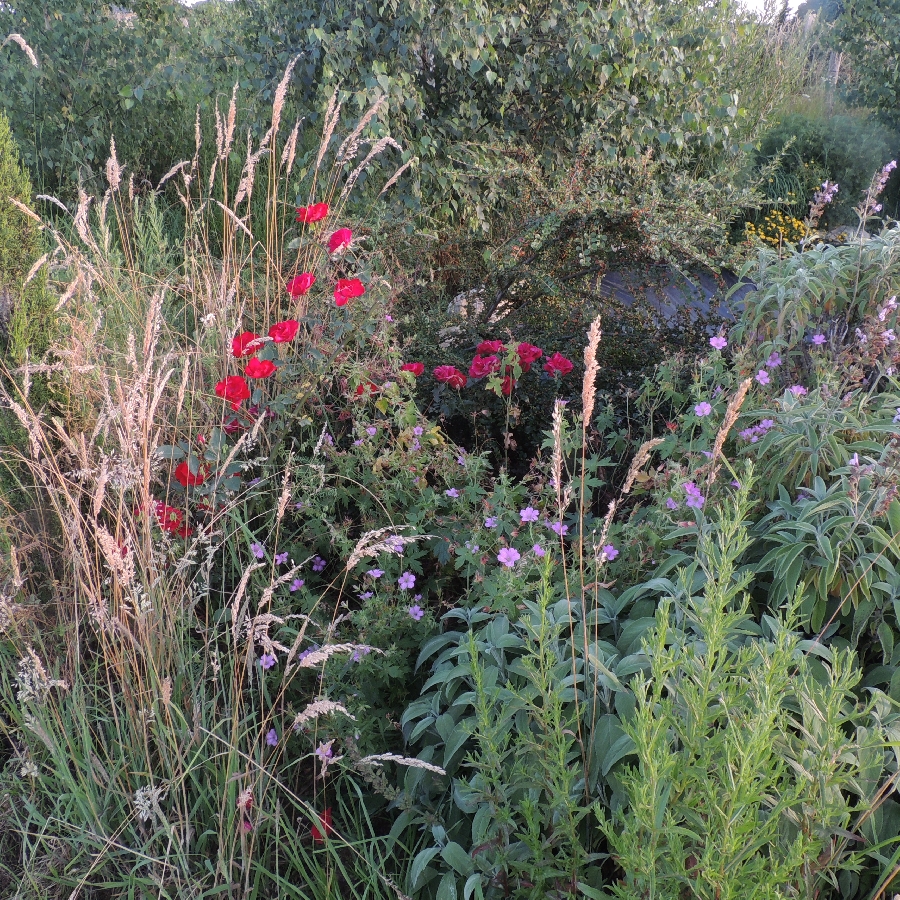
left=133, top=784, right=167, bottom=823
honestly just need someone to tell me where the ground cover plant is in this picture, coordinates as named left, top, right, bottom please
left=2, top=3, right=900, bottom=899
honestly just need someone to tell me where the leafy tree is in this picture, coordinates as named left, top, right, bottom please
left=827, top=0, right=900, bottom=129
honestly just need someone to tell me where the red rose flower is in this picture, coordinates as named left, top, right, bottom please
left=401, top=362, right=425, bottom=376
left=268, top=319, right=300, bottom=343
left=476, top=339, right=504, bottom=355
left=516, top=342, right=543, bottom=372
left=354, top=381, right=379, bottom=396
left=328, top=228, right=353, bottom=253
left=174, top=461, right=206, bottom=487
left=543, top=351, right=574, bottom=376
left=311, top=807, right=334, bottom=843
left=154, top=502, right=184, bottom=533
left=468, top=354, right=500, bottom=379
left=296, top=202, right=329, bottom=223
left=215, top=375, right=251, bottom=410
left=286, top=272, right=316, bottom=297
left=245, top=357, right=277, bottom=379
left=232, top=331, right=262, bottom=358
left=334, top=278, right=365, bottom=306
left=223, top=417, right=244, bottom=435
left=501, top=375, right=515, bottom=395
left=433, top=365, right=467, bottom=389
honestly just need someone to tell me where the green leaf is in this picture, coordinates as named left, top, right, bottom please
left=409, top=847, right=440, bottom=889
left=441, top=842, right=474, bottom=877
left=436, top=871, right=459, bottom=900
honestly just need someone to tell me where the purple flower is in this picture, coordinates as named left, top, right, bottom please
left=759, top=419, right=775, bottom=430
left=250, top=542, right=266, bottom=560
left=445, top=488, right=460, bottom=498
left=811, top=334, right=826, bottom=346
left=893, top=407, right=900, bottom=424
left=457, top=454, right=466, bottom=466
left=497, top=547, right=521, bottom=567
left=766, top=351, right=782, bottom=368
left=353, top=439, right=364, bottom=446
left=694, top=402, right=712, bottom=417
left=883, top=329, right=896, bottom=343
left=533, top=544, right=546, bottom=557
left=312, top=556, right=326, bottom=572
left=788, top=385, right=808, bottom=397
left=731, top=480, right=741, bottom=488
left=297, top=644, right=318, bottom=663
left=408, top=604, right=425, bottom=621
left=414, top=593, right=422, bottom=601
left=485, top=516, right=498, bottom=528
left=259, top=653, right=277, bottom=670
left=275, top=551, right=288, bottom=566
left=683, top=482, right=705, bottom=510
left=413, top=426, right=423, bottom=436
left=290, top=578, right=304, bottom=592
left=602, top=544, right=618, bottom=561
left=294, top=501, right=305, bottom=510
left=359, top=591, right=374, bottom=600
left=265, top=728, right=279, bottom=747
left=755, top=370, right=770, bottom=385
left=550, top=521, right=569, bottom=536
left=520, top=506, right=540, bottom=522
left=247, top=477, right=262, bottom=487
left=315, top=742, right=334, bottom=763
left=464, top=541, right=479, bottom=553
left=322, top=433, right=334, bottom=446
left=385, top=314, right=394, bottom=322
left=666, top=498, right=679, bottom=510
left=412, top=438, right=421, bottom=450
left=351, top=647, right=372, bottom=663
left=366, top=426, right=377, bottom=436
left=398, top=571, right=416, bottom=590
left=849, top=453, right=859, bottom=466
left=710, top=335, right=727, bottom=351
left=367, top=568, right=384, bottom=579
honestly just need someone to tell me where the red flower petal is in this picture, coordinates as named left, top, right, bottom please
left=433, top=365, right=467, bottom=389
left=215, top=375, right=251, bottom=410
left=244, top=358, right=277, bottom=379
left=334, top=278, right=365, bottom=306
left=296, top=202, right=329, bottom=223
left=328, top=228, right=353, bottom=253
left=400, top=362, right=425, bottom=376
left=268, top=319, right=300, bottom=343
left=231, top=332, right=263, bottom=357
left=287, top=273, right=316, bottom=297
left=174, top=461, right=206, bottom=487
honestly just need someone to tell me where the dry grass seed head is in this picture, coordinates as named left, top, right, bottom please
left=582, top=315, right=602, bottom=426
left=315, top=90, right=342, bottom=174
left=293, top=699, right=355, bottom=729
left=2, top=33, right=39, bottom=67
left=706, top=376, right=753, bottom=486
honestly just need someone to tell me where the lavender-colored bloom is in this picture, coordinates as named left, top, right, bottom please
left=353, top=439, right=364, bottom=446
left=351, top=647, right=372, bottom=663
left=250, top=542, right=266, bottom=560
left=883, top=329, right=896, bottom=342
left=520, top=506, right=540, bottom=522
left=259, top=653, right=277, bottom=670
left=408, top=604, right=425, bottom=621
left=266, top=728, right=278, bottom=747
left=247, top=477, right=262, bottom=487
left=413, top=593, right=422, bottom=601
left=766, top=351, right=782, bottom=368
left=464, top=541, right=480, bottom=553
left=893, top=407, right=900, bottom=424
left=710, top=335, right=727, bottom=350
left=683, top=482, right=705, bottom=510
left=457, top=454, right=466, bottom=466
left=849, top=453, right=859, bottom=466
left=445, top=487, right=460, bottom=498
left=533, top=544, right=546, bottom=557
left=315, top=742, right=334, bottom=762
left=359, top=591, right=374, bottom=600
left=385, top=314, right=394, bottom=322
left=297, top=644, right=319, bottom=663
left=322, top=433, right=334, bottom=446
left=759, top=419, right=775, bottom=430
left=398, top=571, right=416, bottom=590
left=788, top=385, right=808, bottom=397
left=666, top=498, right=679, bottom=510
left=312, top=556, right=326, bottom=572
left=366, top=426, right=377, bottom=436
left=295, top=501, right=305, bottom=510
left=694, top=402, right=712, bottom=417
left=367, top=569, right=384, bottom=579
left=550, top=521, right=569, bottom=536
left=413, top=426, right=424, bottom=436
left=755, top=369, right=770, bottom=385
left=275, top=551, right=288, bottom=565
left=485, top=516, right=498, bottom=528
left=412, top=438, right=421, bottom=450
left=602, top=544, right=619, bottom=561
left=811, top=333, right=826, bottom=346
left=290, top=578, right=304, bottom=592
left=497, top=547, right=521, bottom=567
left=731, top=480, right=741, bottom=488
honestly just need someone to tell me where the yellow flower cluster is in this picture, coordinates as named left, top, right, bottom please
left=745, top=211, right=807, bottom=248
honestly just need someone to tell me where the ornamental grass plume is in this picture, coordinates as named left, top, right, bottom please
left=706, top=376, right=753, bottom=486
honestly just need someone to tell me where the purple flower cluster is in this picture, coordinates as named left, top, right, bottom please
left=312, top=556, right=326, bottom=572
left=683, top=482, right=705, bottom=510
left=739, top=418, right=775, bottom=443
left=814, top=180, right=839, bottom=206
